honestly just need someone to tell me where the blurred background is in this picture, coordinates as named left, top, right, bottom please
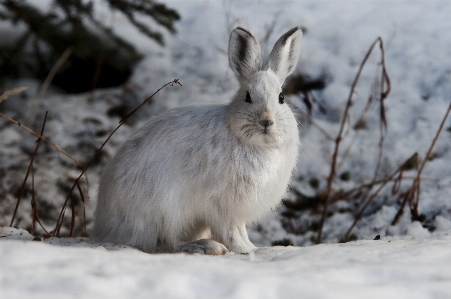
left=1, top=0, right=450, bottom=246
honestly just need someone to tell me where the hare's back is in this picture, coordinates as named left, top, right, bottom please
left=117, top=104, right=229, bottom=171
left=137, top=104, right=226, bottom=146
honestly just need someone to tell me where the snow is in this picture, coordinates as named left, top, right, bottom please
left=1, top=0, right=451, bottom=297
left=1, top=227, right=451, bottom=299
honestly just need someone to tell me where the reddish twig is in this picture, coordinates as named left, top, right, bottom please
left=392, top=102, right=451, bottom=225
left=76, top=181, right=87, bottom=235
left=10, top=111, right=48, bottom=226
left=0, top=113, right=87, bottom=176
left=30, top=163, right=36, bottom=235
left=69, top=193, right=76, bottom=237
left=316, top=37, right=390, bottom=244
left=344, top=153, right=417, bottom=238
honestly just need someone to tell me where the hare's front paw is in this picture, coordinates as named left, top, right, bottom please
left=221, top=225, right=257, bottom=254
left=228, top=240, right=257, bottom=254
left=175, top=239, right=229, bottom=255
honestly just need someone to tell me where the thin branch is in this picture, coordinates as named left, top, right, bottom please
left=76, top=181, right=87, bottom=235
left=0, top=112, right=86, bottom=172
left=53, top=79, right=182, bottom=236
left=344, top=153, right=417, bottom=237
left=0, top=87, right=28, bottom=104
left=392, top=102, right=451, bottom=225
left=34, top=47, right=73, bottom=109
left=336, top=73, right=380, bottom=172
left=69, top=193, right=76, bottom=237
left=30, top=163, right=36, bottom=235
left=120, top=79, right=182, bottom=125
left=10, top=111, right=48, bottom=226
left=297, top=109, right=335, bottom=141
left=316, top=37, right=388, bottom=244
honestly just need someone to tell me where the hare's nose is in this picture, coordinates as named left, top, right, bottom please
left=260, top=119, right=274, bottom=128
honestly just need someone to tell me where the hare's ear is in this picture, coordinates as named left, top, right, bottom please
left=267, top=27, right=302, bottom=83
left=228, top=27, right=261, bottom=81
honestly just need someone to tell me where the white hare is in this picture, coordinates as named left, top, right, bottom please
left=93, top=27, right=302, bottom=255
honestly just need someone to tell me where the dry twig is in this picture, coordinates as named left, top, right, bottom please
left=0, top=87, right=28, bottom=104
left=344, top=153, right=417, bottom=238
left=52, top=79, right=182, bottom=236
left=392, top=102, right=451, bottom=225
left=316, top=37, right=390, bottom=244
left=29, top=47, right=73, bottom=121
left=10, top=111, right=48, bottom=227
left=0, top=112, right=87, bottom=174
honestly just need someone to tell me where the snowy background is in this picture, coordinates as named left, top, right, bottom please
left=1, top=0, right=451, bottom=297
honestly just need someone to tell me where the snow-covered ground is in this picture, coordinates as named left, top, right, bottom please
left=1, top=0, right=451, bottom=297
left=2, top=227, right=451, bottom=299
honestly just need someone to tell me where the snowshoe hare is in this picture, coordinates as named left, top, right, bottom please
left=93, top=27, right=302, bottom=255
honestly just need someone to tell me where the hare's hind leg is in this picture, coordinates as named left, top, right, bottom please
left=212, top=223, right=256, bottom=254
left=175, top=239, right=229, bottom=255
left=172, top=223, right=228, bottom=255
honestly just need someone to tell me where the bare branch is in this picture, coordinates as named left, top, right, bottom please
left=316, top=37, right=389, bottom=244
left=392, top=102, right=451, bottom=225
left=10, top=111, right=48, bottom=227
left=53, top=79, right=182, bottom=236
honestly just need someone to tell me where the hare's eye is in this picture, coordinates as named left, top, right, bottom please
left=245, top=92, right=252, bottom=103
left=279, top=93, right=284, bottom=104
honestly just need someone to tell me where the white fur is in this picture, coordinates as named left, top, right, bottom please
left=93, top=27, right=303, bottom=254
